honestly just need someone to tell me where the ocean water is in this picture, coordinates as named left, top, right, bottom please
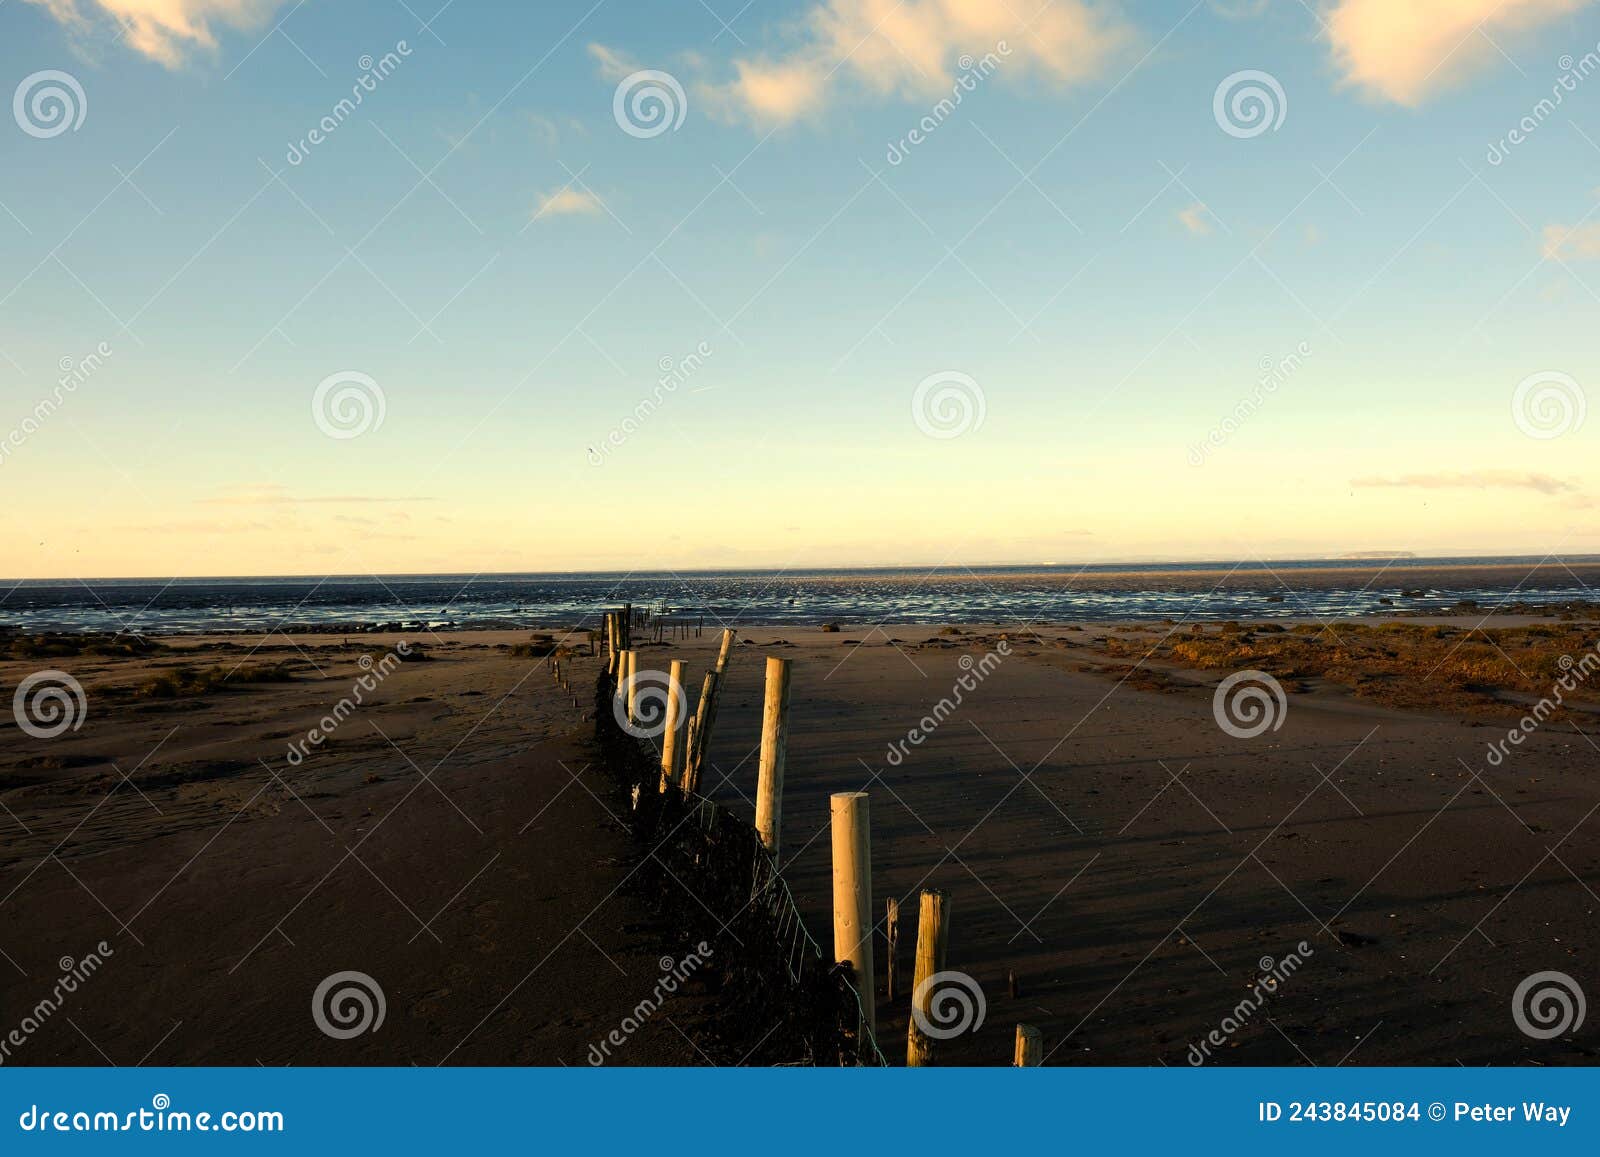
left=2, top=558, right=1597, bottom=634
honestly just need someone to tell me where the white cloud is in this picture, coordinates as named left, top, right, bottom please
left=698, top=0, right=1133, bottom=126
left=1351, top=470, right=1578, bottom=494
left=1326, top=0, right=1591, bottom=105
left=1178, top=202, right=1214, bottom=235
left=533, top=187, right=604, bottom=220
left=26, top=0, right=288, bottom=67
left=1542, top=220, right=1600, bottom=260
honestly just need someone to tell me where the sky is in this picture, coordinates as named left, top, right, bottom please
left=0, top=0, right=1598, bottom=578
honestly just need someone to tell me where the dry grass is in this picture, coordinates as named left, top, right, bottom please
left=1102, top=621, right=1600, bottom=717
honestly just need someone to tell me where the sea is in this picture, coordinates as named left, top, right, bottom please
left=2, top=557, right=1597, bottom=634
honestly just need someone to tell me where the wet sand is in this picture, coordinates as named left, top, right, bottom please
left=3, top=618, right=1598, bottom=1065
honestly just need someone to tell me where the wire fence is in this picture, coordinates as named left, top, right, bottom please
left=594, top=672, right=889, bottom=1067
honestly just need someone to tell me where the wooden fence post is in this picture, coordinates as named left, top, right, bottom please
left=681, top=671, right=717, bottom=795
left=659, top=659, right=687, bottom=792
left=624, top=650, right=639, bottom=725
left=830, top=791, right=875, bottom=1047
left=1014, top=1024, right=1042, bottom=1067
left=754, top=656, right=791, bottom=857
left=885, top=897, right=900, bottom=1003
left=714, top=627, right=735, bottom=674
left=906, top=888, right=950, bottom=1067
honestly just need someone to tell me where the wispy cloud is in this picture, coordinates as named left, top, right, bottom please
left=1351, top=470, right=1579, bottom=495
left=533, top=187, right=604, bottom=220
left=1178, top=202, right=1214, bottom=235
left=201, top=485, right=435, bottom=506
left=1326, top=0, right=1591, bottom=105
left=692, top=0, right=1133, bottom=126
left=25, top=0, right=289, bottom=68
left=1541, top=220, right=1600, bottom=260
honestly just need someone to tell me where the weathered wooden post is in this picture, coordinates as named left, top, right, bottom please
left=830, top=791, right=875, bottom=1047
left=754, top=656, right=791, bottom=857
left=1014, top=1024, right=1042, bottom=1067
left=659, top=659, right=687, bottom=792
left=624, top=650, right=639, bottom=725
left=714, top=627, right=735, bottom=674
left=681, top=671, right=717, bottom=795
left=885, top=897, right=900, bottom=1002
left=906, top=888, right=950, bottom=1067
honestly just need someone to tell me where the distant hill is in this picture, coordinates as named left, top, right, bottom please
left=1337, top=551, right=1418, bottom=560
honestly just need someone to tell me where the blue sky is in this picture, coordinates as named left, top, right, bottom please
left=1, top=0, right=1598, bottom=578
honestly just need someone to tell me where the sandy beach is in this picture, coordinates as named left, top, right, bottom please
left=3, top=614, right=1597, bottom=1065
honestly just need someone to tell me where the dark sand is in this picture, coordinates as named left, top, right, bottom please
left=3, top=617, right=1598, bottom=1066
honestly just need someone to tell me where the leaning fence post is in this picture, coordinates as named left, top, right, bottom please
left=659, top=659, right=687, bottom=792
left=1014, top=1024, right=1042, bottom=1067
left=714, top=627, right=735, bottom=674
left=885, top=897, right=900, bottom=1003
left=754, top=656, right=791, bottom=857
left=830, top=791, right=875, bottom=1049
left=682, top=671, right=717, bottom=795
left=906, top=888, right=950, bottom=1067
